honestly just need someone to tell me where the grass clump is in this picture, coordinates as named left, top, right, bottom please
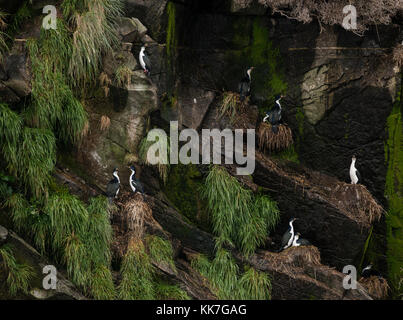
left=218, top=92, right=241, bottom=122
left=191, top=249, right=271, bottom=300
left=62, top=0, right=123, bottom=87
left=0, top=244, right=35, bottom=296
left=115, top=65, right=133, bottom=87
left=145, top=235, right=176, bottom=272
left=118, top=239, right=155, bottom=300
left=202, top=165, right=280, bottom=257
left=155, top=281, right=190, bottom=300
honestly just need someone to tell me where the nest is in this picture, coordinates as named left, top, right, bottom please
left=257, top=155, right=385, bottom=226
left=329, top=183, right=385, bottom=224
left=359, top=276, right=389, bottom=299
left=110, top=193, right=154, bottom=258
left=257, top=122, right=293, bottom=153
left=261, top=246, right=321, bottom=278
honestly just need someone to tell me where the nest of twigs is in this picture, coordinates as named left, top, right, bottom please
left=257, top=122, right=293, bottom=152
left=257, top=156, right=385, bottom=226
left=329, top=183, right=385, bottom=224
left=359, top=276, right=389, bottom=299
left=262, top=246, right=322, bottom=278
left=110, top=193, right=154, bottom=258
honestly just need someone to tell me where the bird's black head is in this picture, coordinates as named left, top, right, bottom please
left=352, top=155, right=357, bottom=161
left=113, top=168, right=118, bottom=174
left=275, top=94, right=283, bottom=101
left=296, top=232, right=301, bottom=236
left=129, top=165, right=136, bottom=172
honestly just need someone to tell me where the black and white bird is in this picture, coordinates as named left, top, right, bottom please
left=291, top=232, right=311, bottom=247
left=139, top=45, right=151, bottom=76
left=349, top=155, right=361, bottom=184
left=361, top=264, right=381, bottom=278
left=129, top=166, right=144, bottom=194
left=263, top=95, right=283, bottom=133
left=280, top=217, right=298, bottom=251
left=106, top=168, right=120, bottom=203
left=238, top=67, right=254, bottom=101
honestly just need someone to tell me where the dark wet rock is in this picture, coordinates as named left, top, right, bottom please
left=1, top=50, right=31, bottom=99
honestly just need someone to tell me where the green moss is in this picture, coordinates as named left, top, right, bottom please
left=384, top=85, right=403, bottom=298
left=230, top=18, right=287, bottom=114
left=272, top=146, right=299, bottom=164
left=164, top=164, right=210, bottom=230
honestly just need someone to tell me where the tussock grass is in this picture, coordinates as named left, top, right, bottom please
left=117, top=238, right=155, bottom=300
left=0, top=244, right=35, bottom=296
left=145, top=235, right=176, bottom=272
left=237, top=268, right=271, bottom=300
left=90, top=265, right=116, bottom=300
left=85, top=196, right=113, bottom=266
left=45, top=191, right=88, bottom=249
left=0, top=104, right=22, bottom=170
left=139, top=136, right=170, bottom=185
left=63, top=0, right=123, bottom=87
left=202, top=165, right=280, bottom=257
left=99, top=72, right=112, bottom=97
left=18, top=128, right=56, bottom=198
left=100, top=115, right=111, bottom=131
left=0, top=11, right=9, bottom=58
left=258, top=122, right=293, bottom=153
left=115, top=65, right=133, bottom=87
left=154, top=281, right=190, bottom=300
left=191, top=249, right=272, bottom=300
left=218, top=92, right=242, bottom=122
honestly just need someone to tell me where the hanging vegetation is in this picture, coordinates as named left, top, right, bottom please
left=62, top=0, right=123, bottom=87
left=0, top=244, right=35, bottom=296
left=191, top=249, right=272, bottom=300
left=202, top=165, right=280, bottom=257
left=117, top=238, right=155, bottom=300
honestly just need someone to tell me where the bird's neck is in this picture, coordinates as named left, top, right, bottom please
left=130, top=170, right=135, bottom=180
left=276, top=100, right=281, bottom=109
left=350, top=159, right=356, bottom=169
left=247, top=70, right=251, bottom=80
left=113, top=172, right=120, bottom=183
left=289, top=221, right=294, bottom=232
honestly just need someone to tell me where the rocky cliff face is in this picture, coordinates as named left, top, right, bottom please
left=0, top=0, right=401, bottom=299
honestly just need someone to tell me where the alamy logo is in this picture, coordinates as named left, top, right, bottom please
left=145, top=121, right=255, bottom=175
left=342, top=5, right=357, bottom=30
left=42, top=265, right=57, bottom=290
left=342, top=265, right=357, bottom=289
left=42, top=5, right=57, bottom=30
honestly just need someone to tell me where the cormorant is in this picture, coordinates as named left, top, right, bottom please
left=129, top=166, right=144, bottom=194
left=106, top=168, right=120, bottom=203
left=361, top=264, right=381, bottom=278
left=280, top=217, right=297, bottom=251
left=238, top=67, right=254, bottom=101
left=139, top=45, right=151, bottom=76
left=263, top=95, right=284, bottom=133
left=349, top=155, right=361, bottom=184
left=292, top=232, right=311, bottom=247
